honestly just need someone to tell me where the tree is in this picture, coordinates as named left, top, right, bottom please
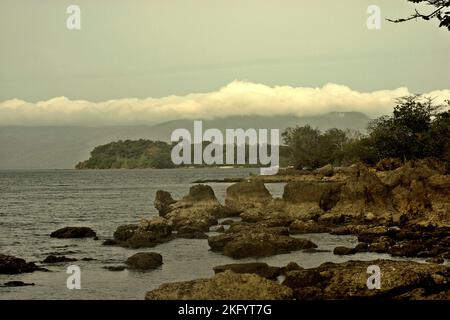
left=388, top=0, right=450, bottom=30
left=282, top=125, right=349, bottom=169
left=367, top=95, right=447, bottom=161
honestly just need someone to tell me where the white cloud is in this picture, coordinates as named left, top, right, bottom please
left=0, top=81, right=449, bottom=126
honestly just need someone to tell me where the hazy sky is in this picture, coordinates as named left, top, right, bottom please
left=1, top=0, right=449, bottom=103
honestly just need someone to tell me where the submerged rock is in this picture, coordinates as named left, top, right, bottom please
left=126, top=252, right=163, bottom=270
left=145, top=270, right=293, bottom=300
left=333, top=246, right=356, bottom=255
left=0, top=254, right=42, bottom=274
left=42, top=255, right=77, bottom=263
left=103, top=265, right=126, bottom=272
left=50, top=227, right=96, bottom=239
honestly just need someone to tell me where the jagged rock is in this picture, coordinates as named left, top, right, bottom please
left=225, top=181, right=272, bottom=212
left=323, top=164, right=396, bottom=223
left=139, top=217, right=173, bottom=238
left=113, top=218, right=173, bottom=248
left=176, top=225, right=208, bottom=239
left=42, top=255, right=77, bottom=263
left=159, top=185, right=237, bottom=234
left=213, top=263, right=281, bottom=279
left=282, top=262, right=303, bottom=273
left=0, top=254, right=41, bottom=274
left=154, top=190, right=176, bottom=217
left=283, top=181, right=343, bottom=215
left=50, top=227, right=96, bottom=238
left=283, top=259, right=450, bottom=300
left=376, top=158, right=402, bottom=171
left=126, top=252, right=163, bottom=270
left=145, top=270, right=293, bottom=300
left=113, top=224, right=139, bottom=241
left=102, top=239, right=118, bottom=246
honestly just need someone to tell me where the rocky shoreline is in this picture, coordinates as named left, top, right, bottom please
left=2, top=159, right=449, bottom=299
left=144, top=158, right=449, bottom=299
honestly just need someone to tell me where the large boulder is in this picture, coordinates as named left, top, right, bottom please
left=50, top=227, right=96, bottom=238
left=145, top=270, right=293, bottom=300
left=157, top=185, right=237, bottom=234
left=225, top=181, right=272, bottom=213
left=113, top=218, right=173, bottom=248
left=323, top=164, right=396, bottom=223
left=282, top=181, right=343, bottom=220
left=126, top=252, right=163, bottom=270
left=283, top=259, right=450, bottom=300
left=0, top=254, right=41, bottom=274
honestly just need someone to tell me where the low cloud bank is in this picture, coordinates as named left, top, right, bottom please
left=1, top=81, right=449, bottom=126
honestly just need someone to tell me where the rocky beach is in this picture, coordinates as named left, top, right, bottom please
left=3, top=160, right=448, bottom=299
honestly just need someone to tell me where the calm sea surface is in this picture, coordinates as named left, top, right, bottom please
left=0, top=168, right=423, bottom=299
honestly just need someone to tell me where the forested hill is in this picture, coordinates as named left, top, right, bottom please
left=75, top=140, right=174, bottom=169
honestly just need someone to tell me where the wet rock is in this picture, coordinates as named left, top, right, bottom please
left=126, top=252, right=163, bottom=270
left=375, top=158, right=402, bottom=171
left=354, top=242, right=369, bottom=252
left=113, top=218, right=173, bottom=248
left=2, top=281, right=35, bottom=287
left=42, top=255, right=77, bottom=263
left=145, top=270, right=293, bottom=300
left=113, top=224, right=139, bottom=241
left=50, top=227, right=96, bottom=239
left=139, top=217, right=173, bottom=238
left=0, top=254, right=41, bottom=274
left=103, top=265, right=126, bottom=271
left=333, top=246, right=356, bottom=255
left=176, top=225, right=208, bottom=239
left=282, top=259, right=450, bottom=300
left=162, top=185, right=237, bottom=234
left=102, top=239, right=118, bottom=246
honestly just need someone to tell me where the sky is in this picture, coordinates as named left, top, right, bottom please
left=0, top=0, right=449, bottom=125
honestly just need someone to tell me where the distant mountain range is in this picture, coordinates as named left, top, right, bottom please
left=0, top=112, right=371, bottom=169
